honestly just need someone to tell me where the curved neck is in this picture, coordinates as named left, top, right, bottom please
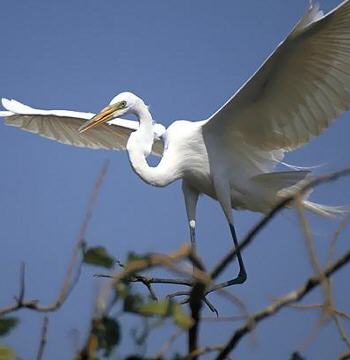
left=127, top=106, right=181, bottom=187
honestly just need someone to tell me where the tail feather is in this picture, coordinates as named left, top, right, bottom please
left=303, top=200, right=349, bottom=218
left=251, top=171, right=347, bottom=218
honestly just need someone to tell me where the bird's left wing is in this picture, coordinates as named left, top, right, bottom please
left=0, top=99, right=164, bottom=156
left=204, top=1, right=350, bottom=152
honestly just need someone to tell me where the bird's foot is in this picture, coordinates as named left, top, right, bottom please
left=167, top=291, right=219, bottom=316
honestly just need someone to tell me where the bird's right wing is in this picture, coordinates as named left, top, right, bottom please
left=0, top=99, right=164, bottom=156
left=204, top=1, right=350, bottom=153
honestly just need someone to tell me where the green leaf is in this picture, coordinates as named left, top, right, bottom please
left=0, top=346, right=15, bottom=360
left=172, top=304, right=194, bottom=329
left=0, top=317, right=19, bottom=337
left=126, top=252, right=151, bottom=263
left=83, top=246, right=115, bottom=269
left=93, top=316, right=120, bottom=357
left=114, top=282, right=130, bottom=299
left=136, top=300, right=193, bottom=329
left=290, top=353, right=306, bottom=360
left=138, top=299, right=172, bottom=317
left=124, top=294, right=144, bottom=313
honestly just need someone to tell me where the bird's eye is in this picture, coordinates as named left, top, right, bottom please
left=120, top=101, right=127, bottom=108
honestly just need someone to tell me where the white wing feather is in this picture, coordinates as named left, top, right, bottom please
left=0, top=99, right=164, bottom=156
left=204, top=1, right=350, bottom=171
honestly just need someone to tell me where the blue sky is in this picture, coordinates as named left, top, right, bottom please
left=1, top=0, right=350, bottom=359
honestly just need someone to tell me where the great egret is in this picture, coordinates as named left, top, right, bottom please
left=2, top=1, right=350, bottom=284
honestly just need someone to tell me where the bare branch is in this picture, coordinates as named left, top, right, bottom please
left=36, top=317, right=49, bottom=360
left=95, top=273, right=192, bottom=286
left=328, top=214, right=350, bottom=265
left=152, top=328, right=184, bottom=359
left=0, top=160, right=110, bottom=316
left=334, top=314, right=350, bottom=350
left=186, top=345, right=225, bottom=359
left=105, top=245, right=210, bottom=287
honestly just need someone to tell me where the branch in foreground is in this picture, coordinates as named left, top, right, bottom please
left=338, top=351, right=350, bottom=360
left=215, top=247, right=350, bottom=360
left=188, top=253, right=207, bottom=359
left=0, top=161, right=110, bottom=316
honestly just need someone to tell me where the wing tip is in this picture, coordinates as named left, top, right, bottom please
left=0, top=98, right=14, bottom=117
left=292, top=2, right=324, bottom=36
left=1, top=98, right=12, bottom=109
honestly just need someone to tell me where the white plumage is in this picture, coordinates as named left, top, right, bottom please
left=0, top=98, right=165, bottom=155
left=2, top=1, right=350, bottom=283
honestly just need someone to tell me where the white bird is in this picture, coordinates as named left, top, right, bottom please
left=2, top=1, right=350, bottom=284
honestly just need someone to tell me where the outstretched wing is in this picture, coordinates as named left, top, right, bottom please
left=0, top=99, right=164, bottom=156
left=205, top=1, right=350, bottom=155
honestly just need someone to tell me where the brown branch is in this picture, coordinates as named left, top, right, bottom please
left=338, top=351, right=350, bottom=360
left=152, top=328, right=184, bottom=359
left=185, top=345, right=226, bottom=359
left=0, top=160, right=109, bottom=316
left=210, top=167, right=350, bottom=283
left=95, top=273, right=192, bottom=286
left=289, top=303, right=350, bottom=323
left=328, top=214, right=350, bottom=265
left=36, top=317, right=49, bottom=360
left=296, top=199, right=350, bottom=350
left=187, top=257, right=207, bottom=359
left=188, top=283, right=205, bottom=359
left=105, top=245, right=210, bottom=287
left=334, top=314, right=350, bottom=350
left=215, top=247, right=350, bottom=360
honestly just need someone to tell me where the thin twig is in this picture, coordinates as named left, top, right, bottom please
left=328, top=214, right=350, bottom=265
left=94, top=273, right=192, bottom=286
left=0, top=161, right=110, bottom=316
left=152, top=328, right=184, bottom=359
left=295, top=197, right=332, bottom=307
left=185, top=345, right=225, bottom=359
left=36, top=317, right=49, bottom=360
left=334, top=314, right=350, bottom=350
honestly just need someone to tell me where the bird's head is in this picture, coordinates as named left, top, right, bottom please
left=78, top=92, right=144, bottom=133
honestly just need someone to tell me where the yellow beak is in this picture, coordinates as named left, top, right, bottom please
left=78, top=104, right=118, bottom=133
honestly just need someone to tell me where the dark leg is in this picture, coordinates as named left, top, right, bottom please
left=205, top=222, right=247, bottom=295
left=229, top=223, right=247, bottom=284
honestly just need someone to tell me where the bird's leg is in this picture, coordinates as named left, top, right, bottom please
left=182, top=181, right=199, bottom=254
left=228, top=221, right=247, bottom=284
left=214, top=180, right=247, bottom=285
left=182, top=181, right=220, bottom=312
